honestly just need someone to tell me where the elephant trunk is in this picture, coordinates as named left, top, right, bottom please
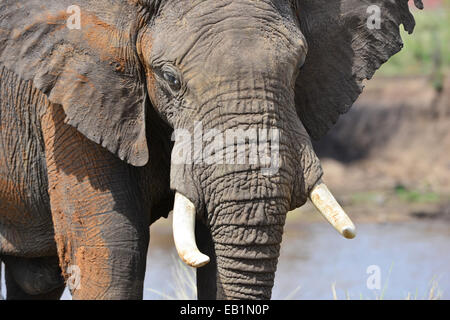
left=202, top=164, right=292, bottom=299
left=170, top=89, right=324, bottom=299
left=212, top=211, right=284, bottom=300
left=172, top=175, right=288, bottom=299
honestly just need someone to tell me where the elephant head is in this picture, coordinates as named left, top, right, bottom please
left=0, top=0, right=422, bottom=299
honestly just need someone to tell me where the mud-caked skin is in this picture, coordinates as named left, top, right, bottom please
left=0, top=0, right=422, bottom=299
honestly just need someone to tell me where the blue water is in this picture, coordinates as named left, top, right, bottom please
left=2, top=219, right=449, bottom=300
left=143, top=220, right=450, bottom=300
left=272, top=220, right=450, bottom=299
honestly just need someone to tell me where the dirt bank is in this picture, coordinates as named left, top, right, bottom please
left=294, top=75, right=450, bottom=223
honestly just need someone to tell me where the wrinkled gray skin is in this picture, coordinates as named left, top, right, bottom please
left=0, top=0, right=422, bottom=299
left=151, top=1, right=317, bottom=299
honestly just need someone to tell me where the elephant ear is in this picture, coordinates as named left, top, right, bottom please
left=0, top=0, right=152, bottom=166
left=294, top=0, right=423, bottom=140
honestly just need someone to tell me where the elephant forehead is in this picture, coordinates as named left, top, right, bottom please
left=149, top=0, right=306, bottom=70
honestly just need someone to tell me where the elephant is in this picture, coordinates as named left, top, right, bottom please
left=0, top=0, right=423, bottom=300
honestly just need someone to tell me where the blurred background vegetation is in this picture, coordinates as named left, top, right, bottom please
left=312, top=0, right=450, bottom=214
left=378, top=0, right=449, bottom=91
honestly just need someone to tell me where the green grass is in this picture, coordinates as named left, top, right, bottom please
left=331, top=279, right=443, bottom=300
left=147, top=255, right=197, bottom=300
left=394, top=185, right=441, bottom=204
left=350, top=191, right=384, bottom=205
left=331, top=266, right=444, bottom=301
left=377, top=5, right=450, bottom=88
left=146, top=256, right=303, bottom=300
left=148, top=257, right=444, bottom=300
left=347, top=187, right=441, bottom=206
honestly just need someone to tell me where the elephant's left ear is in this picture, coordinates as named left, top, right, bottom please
left=0, top=1, right=153, bottom=166
left=294, top=0, right=423, bottom=140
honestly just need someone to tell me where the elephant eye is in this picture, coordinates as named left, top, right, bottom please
left=162, top=69, right=181, bottom=92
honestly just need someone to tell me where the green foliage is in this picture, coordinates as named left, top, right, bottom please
left=349, top=188, right=441, bottom=205
left=350, top=191, right=383, bottom=204
left=394, top=185, right=440, bottom=203
left=377, top=8, right=450, bottom=81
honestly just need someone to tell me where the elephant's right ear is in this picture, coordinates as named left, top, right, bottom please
left=294, top=0, right=423, bottom=141
left=0, top=1, right=154, bottom=166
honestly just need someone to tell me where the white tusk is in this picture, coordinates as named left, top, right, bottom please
left=309, top=180, right=356, bottom=239
left=172, top=192, right=210, bottom=268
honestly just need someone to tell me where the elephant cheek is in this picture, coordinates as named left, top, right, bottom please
left=138, top=32, right=158, bottom=108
